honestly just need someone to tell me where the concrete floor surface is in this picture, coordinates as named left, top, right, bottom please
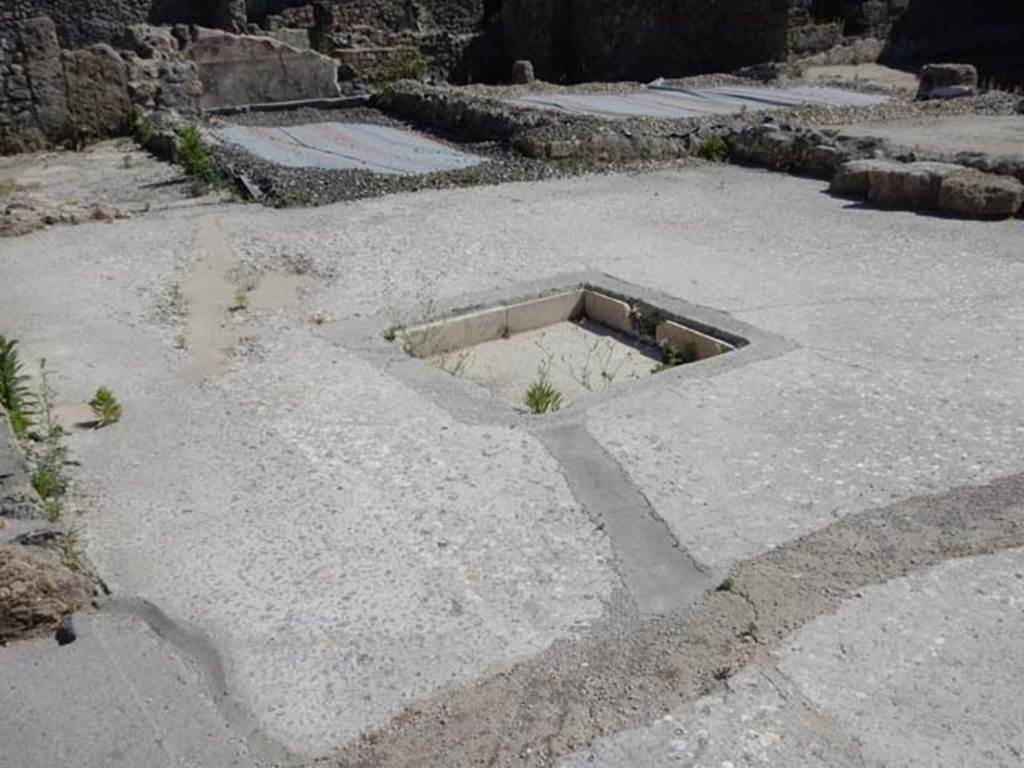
left=1, top=164, right=1022, bottom=765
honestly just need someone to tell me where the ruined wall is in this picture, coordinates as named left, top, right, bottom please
left=0, top=17, right=201, bottom=154
left=495, top=0, right=791, bottom=83
left=0, top=0, right=247, bottom=52
left=0, top=0, right=150, bottom=50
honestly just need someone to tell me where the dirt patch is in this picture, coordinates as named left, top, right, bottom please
left=327, top=472, right=1024, bottom=767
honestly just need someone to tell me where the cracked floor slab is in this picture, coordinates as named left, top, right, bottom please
left=559, top=547, right=1024, bottom=768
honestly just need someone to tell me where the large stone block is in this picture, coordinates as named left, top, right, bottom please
left=62, top=45, right=131, bottom=138
left=18, top=17, right=68, bottom=138
left=937, top=170, right=1024, bottom=219
left=916, top=63, right=978, bottom=100
left=830, top=158, right=890, bottom=198
left=831, top=159, right=1023, bottom=219
left=188, top=28, right=340, bottom=109
left=867, top=161, right=962, bottom=210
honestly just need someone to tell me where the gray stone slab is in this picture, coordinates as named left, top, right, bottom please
left=0, top=611, right=259, bottom=768
left=838, top=115, right=1024, bottom=159
left=778, top=547, right=1024, bottom=766
left=559, top=664, right=865, bottom=768
left=214, top=122, right=483, bottom=175
left=515, top=84, right=888, bottom=119
left=560, top=548, right=1024, bottom=767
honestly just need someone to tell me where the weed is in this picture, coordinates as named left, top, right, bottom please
left=30, top=359, right=68, bottom=500
left=0, top=179, right=15, bottom=198
left=525, top=365, right=563, bottom=414
left=44, top=497, right=63, bottom=522
left=132, top=113, right=154, bottom=148
left=229, top=290, right=250, bottom=312
left=32, top=464, right=66, bottom=499
left=62, top=527, right=82, bottom=570
left=143, top=201, right=152, bottom=213
left=383, top=326, right=399, bottom=342
left=122, top=154, right=133, bottom=169
left=310, top=310, right=330, bottom=326
left=0, top=335, right=35, bottom=439
left=698, top=134, right=730, bottom=163
left=716, top=576, right=734, bottom=592
left=653, top=342, right=696, bottom=373
left=713, top=665, right=733, bottom=681
left=88, top=387, right=122, bottom=428
left=175, top=127, right=218, bottom=186
left=174, top=334, right=189, bottom=350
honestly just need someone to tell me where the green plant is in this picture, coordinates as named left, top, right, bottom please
left=32, top=464, right=66, bottom=499
left=653, top=342, right=698, bottom=373
left=525, top=366, right=563, bottom=415
left=176, top=127, right=218, bottom=185
left=31, top=359, right=68, bottom=500
left=230, top=290, right=250, bottom=312
left=44, top=497, right=63, bottom=523
left=63, top=527, right=82, bottom=570
left=716, top=577, right=734, bottom=592
left=698, top=134, right=730, bottom=163
left=88, top=387, right=122, bottom=427
left=0, top=335, right=35, bottom=439
left=132, top=113, right=154, bottom=148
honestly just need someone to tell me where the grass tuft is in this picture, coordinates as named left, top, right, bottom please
left=88, top=387, right=122, bottom=428
left=698, top=134, right=730, bottom=163
left=176, top=127, right=218, bottom=186
left=525, top=367, right=563, bottom=415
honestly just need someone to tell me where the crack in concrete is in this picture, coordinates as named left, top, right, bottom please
left=325, top=472, right=1024, bottom=768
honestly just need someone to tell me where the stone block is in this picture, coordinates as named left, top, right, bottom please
left=655, top=321, right=733, bottom=360
left=188, top=28, right=340, bottom=109
left=63, top=45, right=131, bottom=138
left=830, top=159, right=887, bottom=198
left=937, top=170, right=1024, bottom=219
left=868, top=161, right=962, bottom=210
left=124, top=24, right=179, bottom=59
left=401, top=306, right=509, bottom=358
left=18, top=17, right=68, bottom=138
left=916, top=63, right=978, bottom=100
left=511, top=59, right=535, bottom=84
left=583, top=291, right=631, bottom=333
left=506, top=292, right=583, bottom=335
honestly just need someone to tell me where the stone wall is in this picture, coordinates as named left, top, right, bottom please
left=0, top=0, right=150, bottom=51
left=0, top=17, right=201, bottom=154
left=187, top=27, right=340, bottom=108
left=0, top=0, right=248, bottom=53
left=493, top=0, right=791, bottom=84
